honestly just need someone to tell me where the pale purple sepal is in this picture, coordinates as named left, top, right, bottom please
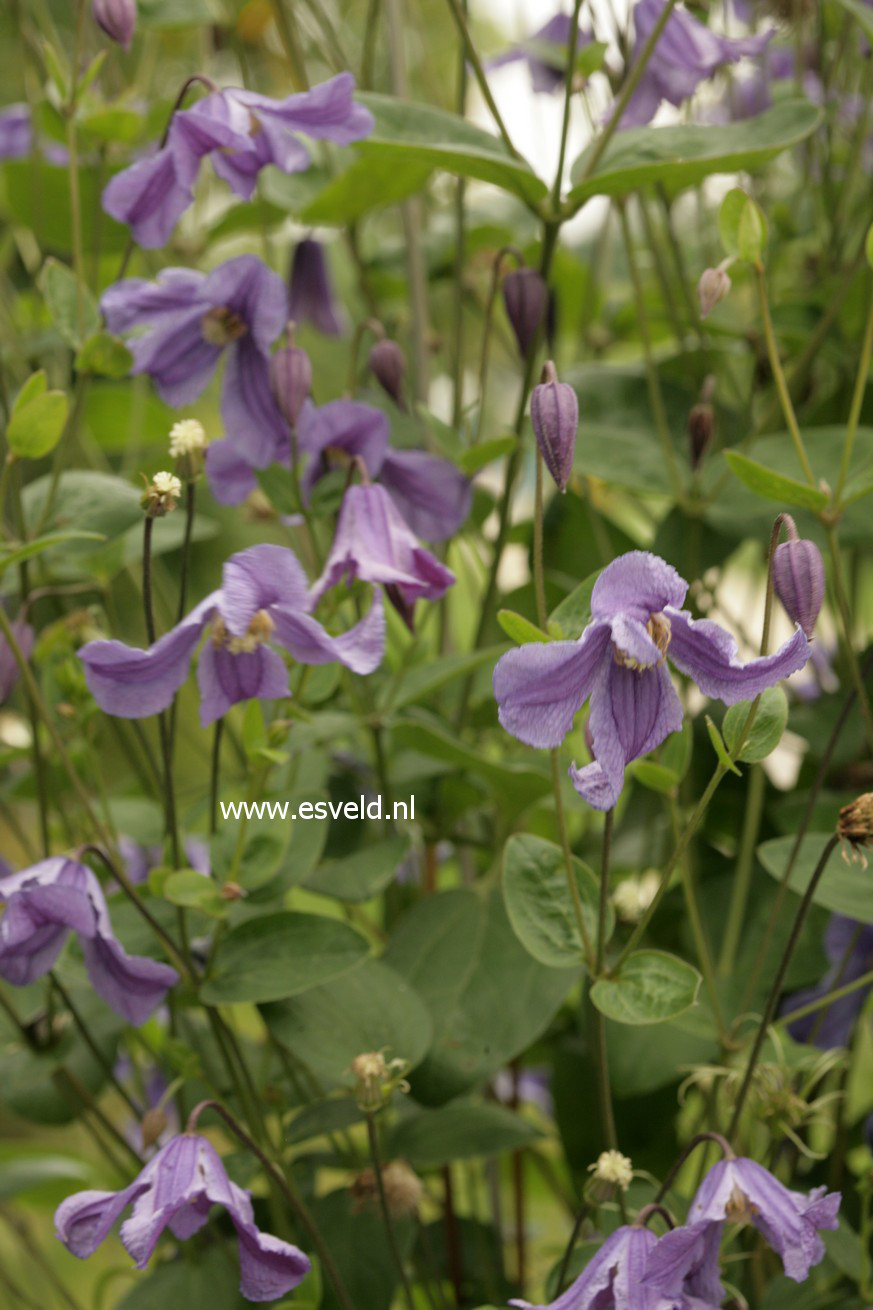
left=509, top=1224, right=664, bottom=1309
left=378, top=449, right=472, bottom=542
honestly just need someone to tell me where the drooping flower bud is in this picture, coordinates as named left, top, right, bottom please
left=269, top=339, right=312, bottom=428
left=503, top=267, right=547, bottom=358
left=772, top=516, right=824, bottom=637
left=168, top=419, right=208, bottom=482
left=141, top=1106, right=169, bottom=1151
left=698, top=266, right=732, bottom=318
left=92, top=0, right=137, bottom=52
left=369, top=338, right=406, bottom=408
left=288, top=238, right=345, bottom=337
left=530, top=361, right=578, bottom=492
left=142, top=471, right=181, bottom=517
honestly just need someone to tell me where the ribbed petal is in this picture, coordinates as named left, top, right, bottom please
left=101, top=269, right=208, bottom=332
left=237, top=73, right=373, bottom=145
left=196, top=643, right=289, bottom=727
left=102, top=149, right=193, bottom=248
left=509, top=1225, right=640, bottom=1309
left=234, top=1221, right=312, bottom=1302
left=204, top=438, right=260, bottom=506
left=130, top=306, right=222, bottom=408
left=221, top=338, right=289, bottom=469
left=591, top=551, right=687, bottom=622
left=666, top=608, right=810, bottom=704
left=378, top=449, right=472, bottom=542
left=203, top=255, right=287, bottom=354
left=298, top=399, right=390, bottom=498
left=80, top=934, right=178, bottom=1026
left=55, top=1181, right=151, bottom=1259
left=271, top=592, right=385, bottom=676
left=493, top=622, right=611, bottom=750
left=221, top=545, right=311, bottom=633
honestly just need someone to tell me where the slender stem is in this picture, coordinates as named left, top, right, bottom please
left=366, top=1113, right=416, bottom=1310
left=719, top=763, right=766, bottom=977
left=534, top=450, right=546, bottom=628
left=210, top=717, right=224, bottom=837
left=50, top=972, right=143, bottom=1118
left=81, top=844, right=193, bottom=982
left=778, top=961, right=873, bottom=1031
left=826, top=522, right=873, bottom=754
left=668, top=797, right=725, bottom=1038
left=551, top=0, right=584, bottom=207
left=64, top=0, right=88, bottom=339
left=451, top=2, right=468, bottom=431
left=143, top=516, right=181, bottom=866
left=596, top=811, right=613, bottom=977
left=754, top=263, right=817, bottom=486
left=472, top=245, right=523, bottom=447
left=441, top=1165, right=464, bottom=1306
left=56, top=1065, right=144, bottom=1169
left=554, top=1201, right=592, bottom=1295
left=188, top=1099, right=357, bottom=1310
left=591, top=810, right=618, bottom=1148
left=727, top=834, right=840, bottom=1139
left=441, top=0, right=522, bottom=162
left=654, top=1132, right=734, bottom=1203
left=551, top=751, right=595, bottom=970
left=176, top=481, right=196, bottom=624
left=618, top=203, right=683, bottom=500
left=835, top=287, right=873, bottom=503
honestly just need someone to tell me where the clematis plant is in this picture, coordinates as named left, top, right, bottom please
left=494, top=551, right=810, bottom=810
left=79, top=544, right=385, bottom=725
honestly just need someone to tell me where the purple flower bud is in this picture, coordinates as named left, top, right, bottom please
left=92, top=0, right=137, bottom=52
left=288, top=238, right=345, bottom=337
left=530, top=361, right=578, bottom=492
left=369, top=338, right=406, bottom=408
left=270, top=342, right=312, bottom=428
left=502, top=267, right=547, bottom=358
left=698, top=266, right=732, bottom=318
left=772, top=519, right=824, bottom=637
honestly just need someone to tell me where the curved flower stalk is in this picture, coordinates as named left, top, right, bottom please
left=620, top=0, right=772, bottom=128
left=55, top=1133, right=310, bottom=1303
left=102, top=255, right=288, bottom=471
left=103, top=73, right=373, bottom=248
left=494, top=551, right=811, bottom=810
left=79, top=544, right=385, bottom=726
left=0, top=858, right=178, bottom=1025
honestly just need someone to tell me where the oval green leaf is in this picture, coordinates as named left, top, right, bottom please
left=497, top=609, right=550, bottom=645
left=723, top=449, right=828, bottom=511
left=590, top=950, right=701, bottom=1025
left=723, top=687, right=788, bottom=763
left=389, top=1101, right=540, bottom=1170
left=759, top=833, right=873, bottom=922
left=201, top=912, right=370, bottom=1004
left=503, top=833, right=611, bottom=967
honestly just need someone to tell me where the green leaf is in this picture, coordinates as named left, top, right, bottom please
left=355, top=93, right=548, bottom=207
left=137, top=0, right=219, bottom=26
left=263, top=959, right=432, bottom=1086
left=0, top=530, right=105, bottom=575
left=163, top=870, right=227, bottom=918
left=723, top=449, right=829, bottom=511
left=38, top=257, right=100, bottom=348
left=458, top=435, right=517, bottom=475
left=759, top=834, right=873, bottom=922
left=304, top=834, right=413, bottom=903
left=382, top=646, right=504, bottom=712
left=74, top=331, right=134, bottom=378
left=389, top=1101, right=540, bottom=1169
left=736, top=196, right=768, bottom=262
left=0, top=1152, right=92, bottom=1202
left=7, top=373, right=69, bottom=459
left=117, top=1246, right=254, bottom=1310
left=548, top=571, right=599, bottom=639
left=201, top=912, right=370, bottom=1005
left=723, top=687, right=788, bottom=763
left=566, top=101, right=823, bottom=210
left=705, top=714, right=743, bottom=777
left=302, top=154, right=433, bottom=223
left=22, top=471, right=142, bottom=554
left=4, top=160, right=129, bottom=255
left=628, top=760, right=680, bottom=794
left=497, top=609, right=550, bottom=645
left=502, top=833, right=610, bottom=967
left=718, top=187, right=749, bottom=257
left=590, top=950, right=702, bottom=1025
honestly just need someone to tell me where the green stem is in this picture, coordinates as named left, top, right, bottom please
left=64, top=0, right=88, bottom=340
left=143, top=516, right=181, bottom=866
left=727, top=834, right=841, bottom=1139
left=441, top=0, right=522, bottom=162
left=754, top=262, right=817, bottom=486
left=534, top=450, right=546, bottom=627
left=618, top=203, right=684, bottom=501
left=551, top=0, right=585, bottom=208
left=366, top=1112, right=416, bottom=1310
left=50, top=972, right=143, bottom=1118
left=669, top=796, right=725, bottom=1038
left=591, top=810, right=618, bottom=1148
left=778, top=960, right=873, bottom=1032
left=81, top=844, right=194, bottom=982
left=210, top=717, right=224, bottom=837
left=718, top=762, right=766, bottom=977
left=835, top=286, right=873, bottom=504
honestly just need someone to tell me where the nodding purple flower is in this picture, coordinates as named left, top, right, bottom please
left=486, top=11, right=593, bottom=95
left=510, top=1224, right=669, bottom=1309
left=369, top=338, right=407, bottom=408
left=298, top=398, right=471, bottom=542
left=503, top=267, right=548, bottom=359
left=0, top=858, right=178, bottom=1025
left=493, top=551, right=810, bottom=811
left=688, top=1156, right=840, bottom=1283
left=0, top=613, right=34, bottom=703
left=772, top=517, right=825, bottom=638
left=102, top=73, right=373, bottom=248
left=269, top=341, right=312, bottom=429
left=79, top=544, right=385, bottom=727
left=312, top=482, right=455, bottom=629
left=287, top=238, right=346, bottom=337
left=0, top=104, right=33, bottom=160
left=92, top=0, right=137, bottom=52
left=101, top=256, right=288, bottom=471
left=55, top=1134, right=311, bottom=1303
left=783, top=915, right=873, bottom=1049
left=119, top=835, right=211, bottom=886
left=620, top=0, right=773, bottom=129
left=531, top=361, right=578, bottom=493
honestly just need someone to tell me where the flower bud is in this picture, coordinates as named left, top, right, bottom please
left=688, top=403, right=715, bottom=470
left=772, top=517, right=824, bottom=637
left=698, top=266, right=731, bottom=319
left=140, top=1106, right=168, bottom=1151
left=503, top=267, right=547, bottom=358
left=269, top=343, right=312, bottom=428
left=369, top=338, right=406, bottom=408
left=530, top=361, right=577, bottom=492
left=588, top=1149, right=634, bottom=1193
left=350, top=1050, right=409, bottom=1112
left=288, top=238, right=345, bottom=336
left=92, top=0, right=137, bottom=52
left=142, top=471, right=181, bottom=517
left=169, top=419, right=208, bottom=481
left=838, top=794, right=873, bottom=868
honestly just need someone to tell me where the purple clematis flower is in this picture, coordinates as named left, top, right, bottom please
left=487, top=11, right=593, bottom=94
left=298, top=399, right=472, bottom=542
left=783, top=915, right=873, bottom=1049
left=79, top=544, right=385, bottom=727
left=510, top=1224, right=677, bottom=1309
left=0, top=858, right=178, bottom=1025
left=119, top=835, right=211, bottom=885
left=102, top=73, right=372, bottom=248
left=287, top=238, right=346, bottom=336
left=55, top=1133, right=310, bottom=1302
left=620, top=0, right=772, bottom=129
left=494, top=551, right=810, bottom=811
left=102, top=256, right=288, bottom=471
left=641, top=1221, right=725, bottom=1308
left=688, top=1156, right=839, bottom=1282
left=313, top=482, right=455, bottom=627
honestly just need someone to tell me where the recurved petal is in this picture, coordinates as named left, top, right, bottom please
left=101, top=149, right=194, bottom=249
left=271, top=592, right=385, bottom=676
left=590, top=551, right=687, bottom=622
left=221, top=338, right=290, bottom=470
left=197, top=643, right=289, bottom=727
left=203, top=255, right=287, bottom=353
left=378, top=449, right=472, bottom=542
left=493, top=622, right=611, bottom=750
left=56, top=1181, right=150, bottom=1259
left=204, top=439, right=260, bottom=506
left=80, top=934, right=179, bottom=1026
left=665, top=608, right=810, bottom=705
left=234, top=1221, right=312, bottom=1303
left=221, top=545, right=310, bottom=632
